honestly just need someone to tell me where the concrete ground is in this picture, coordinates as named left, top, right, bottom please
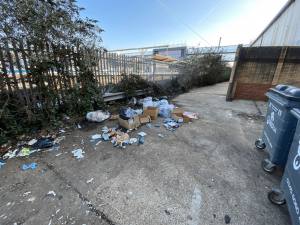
left=0, top=82, right=291, bottom=225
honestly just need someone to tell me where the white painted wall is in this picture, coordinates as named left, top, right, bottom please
left=252, top=0, right=300, bottom=47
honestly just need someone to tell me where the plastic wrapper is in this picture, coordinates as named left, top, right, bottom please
left=86, top=110, right=110, bottom=122
left=129, top=97, right=137, bottom=106
left=159, top=104, right=174, bottom=118
left=120, top=108, right=143, bottom=120
left=143, top=97, right=153, bottom=109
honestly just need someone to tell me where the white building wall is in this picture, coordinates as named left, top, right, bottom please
left=252, top=0, right=300, bottom=47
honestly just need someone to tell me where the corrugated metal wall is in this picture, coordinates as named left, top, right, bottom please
left=252, top=0, right=300, bottom=47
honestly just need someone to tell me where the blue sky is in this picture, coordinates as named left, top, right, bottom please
left=77, top=0, right=288, bottom=50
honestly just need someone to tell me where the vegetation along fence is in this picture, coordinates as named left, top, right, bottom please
left=0, top=40, right=183, bottom=108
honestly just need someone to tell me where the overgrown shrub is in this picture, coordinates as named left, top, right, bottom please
left=179, top=46, right=232, bottom=88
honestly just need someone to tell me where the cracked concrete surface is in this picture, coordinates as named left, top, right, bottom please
left=0, top=82, right=291, bottom=224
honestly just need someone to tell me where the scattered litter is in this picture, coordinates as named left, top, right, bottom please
left=47, top=191, right=56, bottom=196
left=90, top=140, right=95, bottom=143
left=30, top=129, right=36, bottom=132
left=110, top=114, right=118, bottom=120
left=183, top=112, right=199, bottom=119
left=59, top=130, right=66, bottom=133
left=78, top=124, right=82, bottom=128
left=50, top=147, right=60, bottom=151
left=58, top=216, right=63, bottom=220
left=138, top=132, right=147, bottom=137
left=17, top=141, right=27, bottom=146
left=3, top=149, right=19, bottom=159
left=86, top=110, right=110, bottom=122
left=129, top=138, right=138, bottom=144
left=28, top=139, right=38, bottom=146
left=87, top=178, right=94, bottom=183
left=23, top=163, right=37, bottom=170
left=91, top=134, right=102, bottom=139
left=102, top=126, right=109, bottom=132
left=0, top=163, right=6, bottom=168
left=56, top=209, right=60, bottom=214
left=24, top=192, right=31, bottom=196
left=119, top=107, right=142, bottom=120
left=146, top=124, right=151, bottom=128
left=56, top=153, right=62, bottom=156
left=158, top=134, right=164, bottom=138
left=18, top=148, right=31, bottom=157
left=85, top=210, right=90, bottom=217
left=103, top=135, right=109, bottom=141
left=155, top=124, right=160, bottom=127
left=129, top=97, right=137, bottom=106
left=33, top=137, right=54, bottom=149
left=96, top=141, right=102, bottom=145
left=53, top=136, right=65, bottom=145
left=225, top=215, right=231, bottom=224
left=163, top=118, right=175, bottom=123
left=72, top=149, right=84, bottom=159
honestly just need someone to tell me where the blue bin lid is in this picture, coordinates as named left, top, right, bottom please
left=269, top=85, right=300, bottom=101
left=291, top=108, right=300, bottom=120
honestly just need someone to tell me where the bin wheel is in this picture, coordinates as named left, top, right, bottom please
left=261, top=160, right=276, bottom=173
left=255, top=139, right=266, bottom=150
left=268, top=190, right=286, bottom=205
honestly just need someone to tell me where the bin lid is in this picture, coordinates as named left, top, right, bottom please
left=291, top=108, right=300, bottom=120
left=269, top=85, right=300, bottom=101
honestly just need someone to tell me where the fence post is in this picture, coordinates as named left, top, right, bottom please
left=171, top=62, right=174, bottom=80
left=153, top=59, right=156, bottom=83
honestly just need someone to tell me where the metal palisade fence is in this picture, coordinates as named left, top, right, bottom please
left=0, top=40, right=183, bottom=108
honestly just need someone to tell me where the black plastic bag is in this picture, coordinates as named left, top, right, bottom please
left=119, top=108, right=130, bottom=120
left=33, top=137, right=54, bottom=149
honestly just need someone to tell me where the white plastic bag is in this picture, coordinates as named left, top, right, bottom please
left=86, top=110, right=110, bottom=122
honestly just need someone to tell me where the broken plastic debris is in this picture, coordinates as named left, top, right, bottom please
left=138, top=132, right=147, bottom=137
left=56, top=153, right=62, bottom=156
left=78, top=124, right=82, bottom=128
left=129, top=138, right=138, bottom=144
left=103, top=134, right=109, bottom=141
left=47, top=191, right=56, bottom=196
left=87, top=178, right=94, bottom=183
left=0, top=163, right=6, bottom=168
left=96, top=141, right=102, bottom=145
left=59, top=130, right=66, bottom=133
left=3, top=149, right=19, bottom=159
left=90, top=140, right=95, bottom=143
left=28, top=139, right=38, bottom=146
left=72, top=149, right=84, bottom=159
left=50, top=147, right=60, bottom=151
left=23, top=163, right=37, bottom=170
left=91, top=134, right=102, bottom=139
left=102, top=126, right=109, bottom=132
left=146, top=124, right=151, bottom=128
left=53, top=136, right=65, bottom=145
left=158, top=134, right=164, bottom=138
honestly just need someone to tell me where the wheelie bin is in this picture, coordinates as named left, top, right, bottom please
left=255, top=85, right=300, bottom=173
left=268, top=108, right=300, bottom=225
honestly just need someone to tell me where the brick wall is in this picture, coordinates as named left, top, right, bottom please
left=234, top=83, right=276, bottom=101
left=226, top=46, right=300, bottom=101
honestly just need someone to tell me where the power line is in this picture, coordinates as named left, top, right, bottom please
left=198, top=0, right=224, bottom=24
left=156, top=0, right=212, bottom=46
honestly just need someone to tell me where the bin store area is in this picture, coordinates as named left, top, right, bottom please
left=0, top=82, right=296, bottom=224
left=256, top=85, right=300, bottom=225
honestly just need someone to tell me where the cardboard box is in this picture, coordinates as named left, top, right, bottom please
left=138, top=114, right=151, bottom=124
left=143, top=106, right=159, bottom=120
left=118, top=115, right=141, bottom=130
left=171, top=108, right=191, bottom=123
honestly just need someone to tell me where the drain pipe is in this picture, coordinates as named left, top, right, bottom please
left=227, top=47, right=243, bottom=101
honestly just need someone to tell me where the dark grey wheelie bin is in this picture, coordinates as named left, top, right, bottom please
left=255, top=85, right=300, bottom=173
left=268, top=108, right=300, bottom=225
